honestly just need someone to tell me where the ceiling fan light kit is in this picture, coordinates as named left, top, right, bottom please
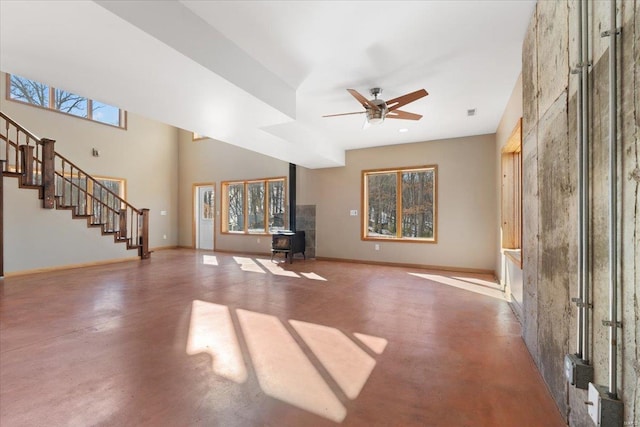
left=324, top=87, right=428, bottom=126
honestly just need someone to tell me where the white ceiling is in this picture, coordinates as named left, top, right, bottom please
left=0, top=0, right=535, bottom=169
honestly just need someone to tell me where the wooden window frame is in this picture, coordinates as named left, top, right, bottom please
left=6, top=74, right=127, bottom=129
left=501, top=118, right=523, bottom=267
left=361, top=165, right=438, bottom=243
left=221, top=177, right=287, bottom=235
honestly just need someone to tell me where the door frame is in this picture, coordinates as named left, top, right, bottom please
left=192, top=182, right=216, bottom=250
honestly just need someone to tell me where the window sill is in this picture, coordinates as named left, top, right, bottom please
left=503, top=249, right=522, bottom=269
left=221, top=231, right=281, bottom=236
left=362, top=236, right=437, bottom=244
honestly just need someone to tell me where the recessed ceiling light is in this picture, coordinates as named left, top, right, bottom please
left=399, top=128, right=409, bottom=133
left=467, top=108, right=477, bottom=116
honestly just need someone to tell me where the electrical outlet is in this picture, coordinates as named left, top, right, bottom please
left=564, top=354, right=593, bottom=389
left=160, top=210, right=167, bottom=216
left=350, top=210, right=358, bottom=216
left=375, top=244, right=380, bottom=251
left=257, top=238, right=260, bottom=243
left=163, top=234, right=167, bottom=240
left=587, top=383, right=624, bottom=427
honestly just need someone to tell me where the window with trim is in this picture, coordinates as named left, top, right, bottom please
left=362, top=166, right=437, bottom=242
left=222, top=178, right=287, bottom=234
left=202, top=190, right=214, bottom=220
left=7, top=74, right=126, bottom=128
left=501, top=118, right=522, bottom=266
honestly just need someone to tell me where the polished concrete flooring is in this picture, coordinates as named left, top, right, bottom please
left=0, top=250, right=566, bottom=426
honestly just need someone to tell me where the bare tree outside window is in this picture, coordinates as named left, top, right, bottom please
left=202, top=190, right=214, bottom=220
left=54, top=88, right=87, bottom=117
left=366, top=173, right=396, bottom=236
left=10, top=75, right=49, bottom=107
left=401, top=170, right=434, bottom=238
left=227, top=183, right=244, bottom=232
left=268, top=180, right=285, bottom=232
left=247, top=182, right=265, bottom=232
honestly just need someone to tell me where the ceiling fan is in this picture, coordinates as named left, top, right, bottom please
left=323, top=87, right=428, bottom=126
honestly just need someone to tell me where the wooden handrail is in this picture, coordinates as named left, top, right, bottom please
left=0, top=111, right=41, bottom=144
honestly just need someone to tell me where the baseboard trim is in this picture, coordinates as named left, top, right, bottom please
left=169, top=248, right=494, bottom=276
left=213, top=249, right=271, bottom=257
left=3, top=256, right=140, bottom=277
left=315, top=256, right=495, bottom=276
left=150, top=245, right=179, bottom=251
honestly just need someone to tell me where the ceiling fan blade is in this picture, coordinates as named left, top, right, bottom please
left=386, top=89, right=428, bottom=112
left=347, top=89, right=380, bottom=111
left=386, top=110, right=423, bottom=120
left=322, top=111, right=366, bottom=118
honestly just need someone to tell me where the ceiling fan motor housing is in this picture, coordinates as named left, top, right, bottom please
left=366, top=98, right=388, bottom=123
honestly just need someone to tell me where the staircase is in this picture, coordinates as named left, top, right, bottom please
left=0, top=111, right=150, bottom=275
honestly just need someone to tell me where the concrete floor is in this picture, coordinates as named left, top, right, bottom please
left=0, top=249, right=566, bottom=426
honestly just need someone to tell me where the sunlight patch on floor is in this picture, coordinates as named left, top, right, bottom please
left=300, top=272, right=327, bottom=281
left=186, top=300, right=248, bottom=383
left=290, top=320, right=376, bottom=400
left=451, top=275, right=502, bottom=289
left=409, top=273, right=509, bottom=301
left=202, top=255, right=218, bottom=266
left=353, top=332, right=389, bottom=355
left=237, top=309, right=347, bottom=422
left=233, top=257, right=266, bottom=274
left=185, top=299, right=388, bottom=422
left=256, top=259, right=300, bottom=278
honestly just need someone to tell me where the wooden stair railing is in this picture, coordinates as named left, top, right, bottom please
left=0, top=111, right=150, bottom=259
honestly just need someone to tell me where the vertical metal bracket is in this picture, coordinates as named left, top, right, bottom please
left=602, top=320, right=622, bottom=328
left=571, top=297, right=591, bottom=308
left=601, top=28, right=621, bottom=37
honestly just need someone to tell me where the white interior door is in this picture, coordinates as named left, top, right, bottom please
left=196, top=185, right=214, bottom=250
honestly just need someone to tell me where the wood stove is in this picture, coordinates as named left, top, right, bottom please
left=271, top=230, right=305, bottom=263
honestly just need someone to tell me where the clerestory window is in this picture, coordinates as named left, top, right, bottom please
left=7, top=74, right=126, bottom=128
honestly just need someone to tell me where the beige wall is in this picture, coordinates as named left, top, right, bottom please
left=1, top=71, right=179, bottom=273
left=177, top=129, right=289, bottom=254
left=3, top=177, right=136, bottom=272
left=301, top=135, right=497, bottom=272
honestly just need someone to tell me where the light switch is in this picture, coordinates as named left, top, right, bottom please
left=350, top=210, right=358, bottom=216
